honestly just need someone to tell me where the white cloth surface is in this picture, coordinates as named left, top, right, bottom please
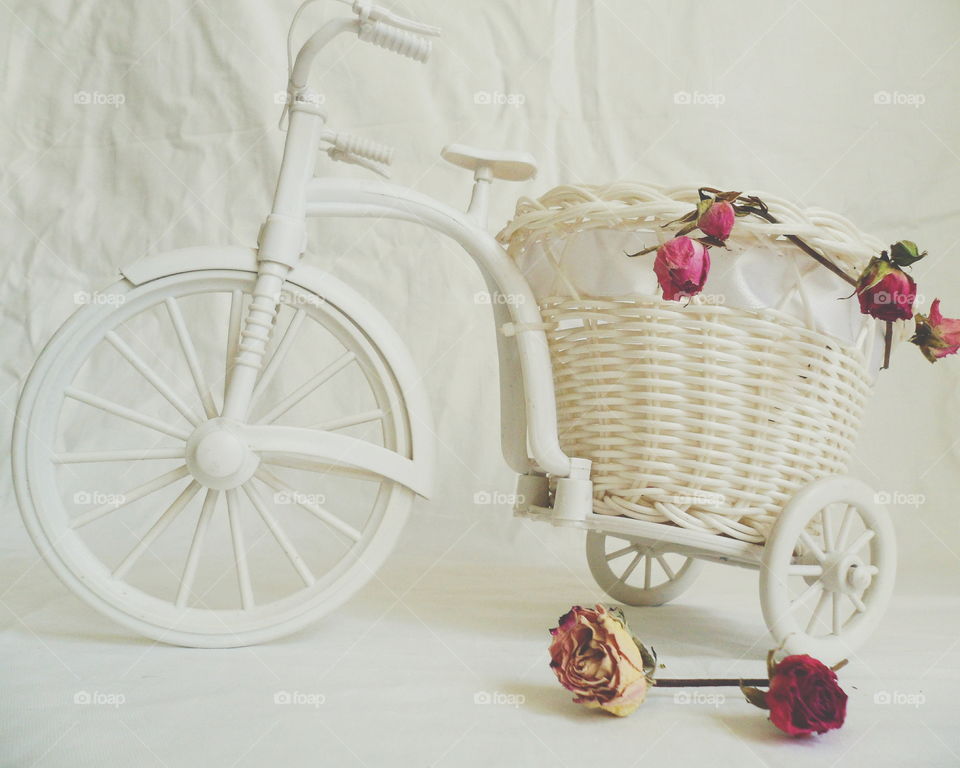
left=2, top=0, right=960, bottom=766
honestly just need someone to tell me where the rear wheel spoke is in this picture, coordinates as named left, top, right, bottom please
left=806, top=589, right=830, bottom=634
left=617, top=551, right=643, bottom=584
left=224, top=289, right=244, bottom=401
left=606, top=543, right=638, bottom=562
left=655, top=555, right=675, bottom=580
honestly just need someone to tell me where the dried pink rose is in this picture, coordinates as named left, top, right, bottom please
left=654, top=236, right=711, bottom=301
left=910, top=298, right=960, bottom=362
left=855, top=257, right=917, bottom=321
left=698, top=200, right=736, bottom=241
left=548, top=605, right=651, bottom=717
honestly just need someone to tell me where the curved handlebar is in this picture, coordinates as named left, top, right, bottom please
left=287, top=0, right=438, bottom=90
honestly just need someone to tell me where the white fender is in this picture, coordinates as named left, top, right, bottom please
left=121, top=245, right=435, bottom=498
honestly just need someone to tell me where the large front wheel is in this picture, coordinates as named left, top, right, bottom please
left=14, top=267, right=415, bottom=647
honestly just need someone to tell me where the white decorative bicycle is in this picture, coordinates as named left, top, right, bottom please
left=13, top=0, right=895, bottom=658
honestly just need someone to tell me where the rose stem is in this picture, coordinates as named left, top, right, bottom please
left=748, top=209, right=858, bottom=288
left=882, top=321, right=893, bottom=369
left=654, top=679, right=769, bottom=687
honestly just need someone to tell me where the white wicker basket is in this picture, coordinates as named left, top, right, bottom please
left=500, top=183, right=888, bottom=543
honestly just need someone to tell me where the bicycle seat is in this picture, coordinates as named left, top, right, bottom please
left=441, top=144, right=537, bottom=182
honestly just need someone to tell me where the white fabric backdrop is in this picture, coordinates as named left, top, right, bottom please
left=2, top=0, right=959, bottom=765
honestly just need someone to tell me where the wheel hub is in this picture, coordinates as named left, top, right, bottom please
left=822, top=552, right=871, bottom=595
left=185, top=419, right=259, bottom=490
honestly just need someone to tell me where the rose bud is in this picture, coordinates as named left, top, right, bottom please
left=765, top=655, right=847, bottom=736
left=548, top=605, right=652, bottom=717
left=654, top=236, right=711, bottom=301
left=855, top=256, right=917, bottom=321
left=697, top=200, right=735, bottom=241
left=910, top=298, right=960, bottom=362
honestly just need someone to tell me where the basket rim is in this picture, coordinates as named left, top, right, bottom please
left=498, top=181, right=886, bottom=282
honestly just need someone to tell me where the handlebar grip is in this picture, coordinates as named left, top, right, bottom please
left=358, top=20, right=431, bottom=62
left=332, top=132, right=394, bottom=165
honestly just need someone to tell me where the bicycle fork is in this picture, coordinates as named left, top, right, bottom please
left=222, top=102, right=326, bottom=422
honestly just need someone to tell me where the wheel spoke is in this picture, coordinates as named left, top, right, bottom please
left=307, top=409, right=384, bottom=432
left=617, top=551, right=643, bottom=584
left=242, top=481, right=316, bottom=587
left=846, top=529, right=875, bottom=555
left=176, top=489, right=219, bottom=608
left=832, top=592, right=842, bottom=634
left=821, top=508, right=835, bottom=552
left=224, top=289, right=243, bottom=400
left=806, top=589, right=830, bottom=634
left=835, top=505, right=855, bottom=551
left=847, top=593, right=866, bottom=613
left=798, top=530, right=826, bottom=562
left=65, top=388, right=191, bottom=441
left=165, top=297, right=218, bottom=419
left=113, top=481, right=201, bottom=579
left=656, top=555, right=675, bottom=580
left=71, top=465, right=190, bottom=529
left=106, top=331, right=202, bottom=426
left=55, top=448, right=185, bottom=464
left=789, top=578, right=823, bottom=613
left=250, top=308, right=306, bottom=410
left=257, top=351, right=355, bottom=425
left=787, top=564, right=823, bottom=577
left=226, top=489, right=255, bottom=609
left=643, top=553, right=653, bottom=588
left=606, top=543, right=638, bottom=562
left=255, top=468, right=362, bottom=542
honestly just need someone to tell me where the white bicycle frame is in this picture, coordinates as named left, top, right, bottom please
left=152, top=2, right=578, bottom=501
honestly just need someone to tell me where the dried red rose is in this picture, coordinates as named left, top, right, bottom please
left=743, top=654, right=847, bottom=736
left=654, top=236, right=711, bottom=301
left=697, top=200, right=736, bottom=241
left=855, top=256, right=917, bottom=321
left=548, top=605, right=653, bottom=717
left=911, top=298, right=960, bottom=362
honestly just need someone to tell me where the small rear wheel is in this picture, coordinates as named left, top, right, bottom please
left=760, top=476, right=896, bottom=662
left=586, top=531, right=703, bottom=606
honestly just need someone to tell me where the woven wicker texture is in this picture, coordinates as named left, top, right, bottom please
left=503, top=183, right=882, bottom=543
